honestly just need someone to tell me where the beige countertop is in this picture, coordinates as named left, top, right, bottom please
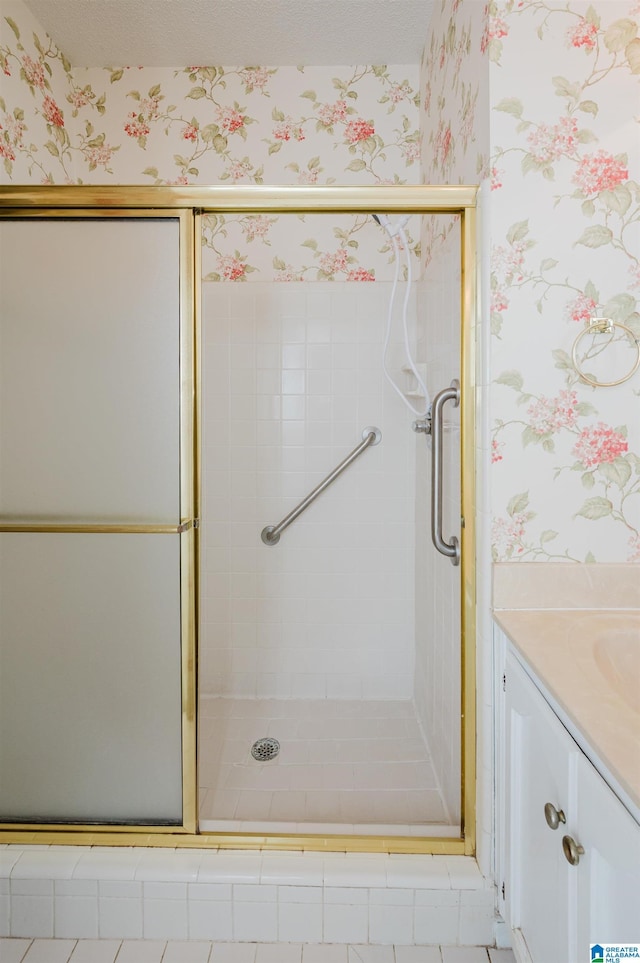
left=494, top=608, right=640, bottom=818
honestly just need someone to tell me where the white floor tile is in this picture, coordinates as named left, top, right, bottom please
left=440, top=949, right=490, bottom=963
left=347, top=948, right=395, bottom=963
left=255, top=945, right=302, bottom=963
left=209, top=946, right=257, bottom=962
left=0, top=939, right=33, bottom=963
left=112, top=940, right=166, bottom=963
left=301, top=946, right=349, bottom=963
left=487, top=952, right=515, bottom=963
left=395, top=949, right=443, bottom=962
left=68, top=941, right=121, bottom=963
left=23, top=941, right=77, bottom=963
left=162, top=942, right=213, bottom=963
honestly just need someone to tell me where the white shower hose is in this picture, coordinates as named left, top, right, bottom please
left=377, top=214, right=430, bottom=418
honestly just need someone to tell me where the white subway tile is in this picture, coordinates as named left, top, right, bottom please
left=323, top=887, right=368, bottom=906
left=457, top=904, right=494, bottom=946
left=54, top=896, right=98, bottom=938
left=197, top=853, right=262, bottom=884
left=142, top=898, right=188, bottom=939
left=413, top=903, right=460, bottom=946
left=233, top=884, right=277, bottom=903
left=368, top=903, right=414, bottom=945
left=444, top=859, right=484, bottom=890
left=10, top=896, right=54, bottom=939
left=98, top=882, right=141, bottom=899
left=0, top=852, right=23, bottom=878
left=187, top=900, right=233, bottom=941
left=0, top=898, right=9, bottom=938
left=323, top=904, right=368, bottom=944
left=143, top=882, right=187, bottom=901
left=11, top=880, right=53, bottom=898
left=386, top=858, right=450, bottom=890
left=233, top=900, right=277, bottom=942
left=74, top=850, right=140, bottom=881
left=12, top=851, right=80, bottom=881
left=55, top=880, right=97, bottom=898
left=278, top=901, right=322, bottom=942
left=98, top=898, right=143, bottom=939
left=188, top=883, right=232, bottom=901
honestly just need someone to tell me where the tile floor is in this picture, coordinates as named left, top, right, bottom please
left=0, top=941, right=517, bottom=963
left=198, top=699, right=454, bottom=836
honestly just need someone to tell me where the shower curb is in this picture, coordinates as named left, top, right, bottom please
left=0, top=846, right=496, bottom=944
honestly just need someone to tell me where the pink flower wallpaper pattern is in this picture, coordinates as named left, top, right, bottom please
left=488, top=0, right=640, bottom=562
left=419, top=0, right=489, bottom=266
left=0, top=6, right=422, bottom=283
left=2, top=0, right=639, bottom=562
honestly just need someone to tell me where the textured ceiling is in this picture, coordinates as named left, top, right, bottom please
left=23, top=0, right=434, bottom=67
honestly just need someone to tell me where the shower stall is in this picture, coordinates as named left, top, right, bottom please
left=0, top=185, right=476, bottom=854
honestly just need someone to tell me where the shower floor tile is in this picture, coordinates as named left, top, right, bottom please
left=198, top=698, right=454, bottom=835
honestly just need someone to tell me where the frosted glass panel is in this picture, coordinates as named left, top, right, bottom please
left=0, top=218, right=180, bottom=522
left=0, top=533, right=183, bottom=823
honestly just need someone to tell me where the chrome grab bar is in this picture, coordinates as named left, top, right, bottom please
left=431, top=380, right=460, bottom=566
left=261, top=426, right=382, bottom=545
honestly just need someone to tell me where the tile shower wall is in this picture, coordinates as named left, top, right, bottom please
left=414, top=223, right=462, bottom=827
left=200, top=279, right=417, bottom=701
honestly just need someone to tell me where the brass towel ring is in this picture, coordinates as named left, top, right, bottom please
left=572, top=317, right=640, bottom=388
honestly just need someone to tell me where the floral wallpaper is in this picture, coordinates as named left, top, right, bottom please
left=488, top=0, right=640, bottom=562
left=419, top=0, right=490, bottom=265
left=2, top=0, right=639, bottom=562
left=0, top=0, right=421, bottom=282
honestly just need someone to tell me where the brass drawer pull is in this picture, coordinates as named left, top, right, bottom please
left=562, top=835, right=585, bottom=866
left=544, top=802, right=566, bottom=830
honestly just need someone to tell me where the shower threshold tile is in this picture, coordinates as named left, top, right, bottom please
left=199, top=819, right=456, bottom=837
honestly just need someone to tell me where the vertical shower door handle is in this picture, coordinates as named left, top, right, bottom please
left=431, top=379, right=461, bottom=566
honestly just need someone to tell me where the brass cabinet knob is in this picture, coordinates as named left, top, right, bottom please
left=562, top=835, right=585, bottom=866
left=544, top=802, right=566, bottom=830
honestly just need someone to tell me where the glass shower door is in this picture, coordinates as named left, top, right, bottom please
left=0, top=213, right=195, bottom=827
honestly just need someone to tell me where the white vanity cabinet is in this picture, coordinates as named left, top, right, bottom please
left=575, top=750, right=640, bottom=951
left=501, top=642, right=640, bottom=963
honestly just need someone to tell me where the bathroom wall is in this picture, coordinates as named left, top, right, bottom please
left=488, top=0, right=640, bottom=564
left=0, top=2, right=421, bottom=281
left=0, top=0, right=73, bottom=179
left=200, top=276, right=418, bottom=700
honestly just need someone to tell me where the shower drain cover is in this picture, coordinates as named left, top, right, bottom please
left=251, top=737, right=280, bottom=761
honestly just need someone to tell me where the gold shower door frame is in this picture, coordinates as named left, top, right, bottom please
left=0, top=185, right=477, bottom=856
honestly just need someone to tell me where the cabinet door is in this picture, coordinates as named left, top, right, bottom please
left=505, top=652, right=578, bottom=963
left=576, top=752, right=640, bottom=955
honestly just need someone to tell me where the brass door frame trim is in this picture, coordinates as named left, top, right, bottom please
left=0, top=186, right=477, bottom=857
left=0, top=828, right=468, bottom=854
left=0, top=184, right=476, bottom=212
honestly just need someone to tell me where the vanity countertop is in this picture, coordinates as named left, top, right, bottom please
left=494, top=607, right=640, bottom=820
